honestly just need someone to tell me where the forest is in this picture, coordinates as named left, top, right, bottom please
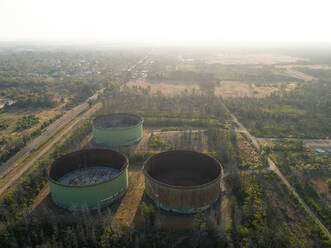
left=269, top=139, right=331, bottom=230
left=226, top=80, right=331, bottom=138
left=146, top=59, right=302, bottom=85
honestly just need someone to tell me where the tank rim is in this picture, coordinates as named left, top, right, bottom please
left=93, top=113, right=144, bottom=130
left=143, top=150, right=222, bottom=189
left=48, top=148, right=128, bottom=188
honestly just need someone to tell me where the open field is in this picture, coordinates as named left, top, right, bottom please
left=276, top=64, right=331, bottom=70
left=0, top=108, right=63, bottom=137
left=125, top=80, right=296, bottom=98
left=125, top=80, right=200, bottom=96
left=204, top=53, right=307, bottom=65
left=0, top=102, right=101, bottom=196
left=148, top=129, right=208, bottom=151
left=215, top=81, right=287, bottom=98
left=311, top=174, right=331, bottom=202
left=303, top=139, right=331, bottom=154
left=283, top=68, right=317, bottom=81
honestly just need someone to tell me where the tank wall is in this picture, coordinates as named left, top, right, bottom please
left=145, top=176, right=220, bottom=214
left=93, top=124, right=143, bottom=146
left=50, top=167, right=128, bottom=209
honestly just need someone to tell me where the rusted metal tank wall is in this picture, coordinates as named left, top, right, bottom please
left=144, top=174, right=221, bottom=214
left=143, top=150, right=222, bottom=214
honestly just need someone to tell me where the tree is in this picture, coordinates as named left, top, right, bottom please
left=193, top=210, right=206, bottom=231
left=327, top=178, right=331, bottom=194
left=140, top=202, right=156, bottom=229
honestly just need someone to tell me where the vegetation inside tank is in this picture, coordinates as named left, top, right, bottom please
left=58, top=167, right=120, bottom=185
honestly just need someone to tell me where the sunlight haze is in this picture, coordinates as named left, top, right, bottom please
left=1, top=0, right=330, bottom=44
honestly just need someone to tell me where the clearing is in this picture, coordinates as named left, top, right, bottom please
left=125, top=80, right=296, bottom=98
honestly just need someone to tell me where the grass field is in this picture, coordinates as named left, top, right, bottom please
left=125, top=80, right=297, bottom=98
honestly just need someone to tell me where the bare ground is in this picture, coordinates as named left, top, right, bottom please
left=311, top=175, right=331, bottom=202
left=113, top=165, right=145, bottom=226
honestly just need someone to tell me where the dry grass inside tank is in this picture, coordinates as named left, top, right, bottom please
left=59, top=167, right=120, bottom=186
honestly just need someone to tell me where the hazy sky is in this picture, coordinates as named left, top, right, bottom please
left=0, top=0, right=330, bottom=44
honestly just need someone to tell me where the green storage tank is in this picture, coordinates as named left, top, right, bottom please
left=48, top=149, right=128, bottom=210
left=92, top=113, right=143, bottom=147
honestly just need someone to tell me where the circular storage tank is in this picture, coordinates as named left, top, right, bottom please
left=48, top=149, right=128, bottom=210
left=144, top=150, right=222, bottom=214
left=92, top=113, right=143, bottom=147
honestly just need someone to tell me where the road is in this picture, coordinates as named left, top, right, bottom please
left=0, top=89, right=104, bottom=177
left=0, top=103, right=101, bottom=196
left=0, top=104, right=85, bottom=175
left=0, top=55, right=147, bottom=197
left=226, top=106, right=331, bottom=238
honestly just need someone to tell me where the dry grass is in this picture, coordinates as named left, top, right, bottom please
left=113, top=165, right=145, bottom=226
left=125, top=80, right=296, bottom=99
left=276, top=64, right=331, bottom=70
left=125, top=80, right=200, bottom=96
left=205, top=53, right=306, bottom=65
left=311, top=175, right=331, bottom=202
left=0, top=107, right=63, bottom=137
left=215, top=81, right=282, bottom=98
left=236, top=133, right=263, bottom=165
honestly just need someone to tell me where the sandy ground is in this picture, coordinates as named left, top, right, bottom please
left=112, top=165, right=145, bottom=226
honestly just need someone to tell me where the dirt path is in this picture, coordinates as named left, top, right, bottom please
left=220, top=180, right=231, bottom=228
left=113, top=166, right=145, bottom=226
left=135, top=129, right=152, bottom=151
left=225, top=104, right=331, bottom=238
left=29, top=184, right=50, bottom=213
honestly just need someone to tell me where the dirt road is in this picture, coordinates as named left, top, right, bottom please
left=225, top=105, right=331, bottom=238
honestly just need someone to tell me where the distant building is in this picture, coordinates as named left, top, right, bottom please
left=315, top=148, right=329, bottom=156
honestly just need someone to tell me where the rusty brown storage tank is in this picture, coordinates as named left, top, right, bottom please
left=143, top=150, right=222, bottom=214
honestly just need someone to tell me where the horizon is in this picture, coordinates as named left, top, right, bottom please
left=1, top=0, right=331, bottom=45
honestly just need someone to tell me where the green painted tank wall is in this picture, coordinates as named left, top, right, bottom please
left=49, top=167, right=128, bottom=209
left=93, top=123, right=143, bottom=146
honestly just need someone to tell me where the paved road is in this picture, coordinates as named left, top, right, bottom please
left=0, top=89, right=104, bottom=177
left=226, top=106, right=331, bottom=238
left=0, top=55, right=146, bottom=195
left=0, top=104, right=86, bottom=175
left=0, top=103, right=101, bottom=196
